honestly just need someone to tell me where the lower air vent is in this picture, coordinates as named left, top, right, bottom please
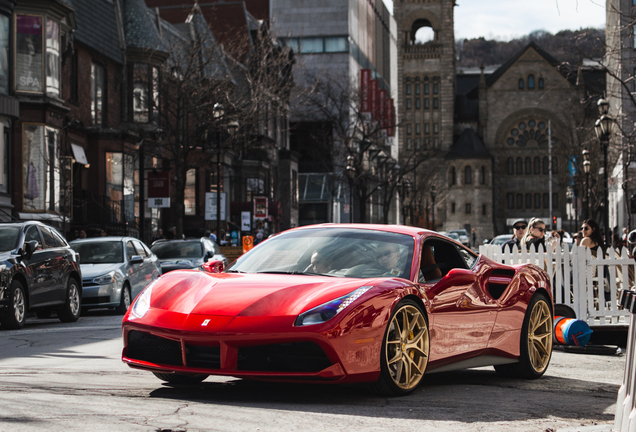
left=237, top=342, right=332, bottom=372
left=127, top=330, right=183, bottom=366
left=185, top=344, right=221, bottom=369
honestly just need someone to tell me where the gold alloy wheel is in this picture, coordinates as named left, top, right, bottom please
left=527, top=299, right=553, bottom=373
left=385, top=304, right=429, bottom=390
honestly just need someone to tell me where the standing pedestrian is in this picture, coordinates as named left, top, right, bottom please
left=502, top=219, right=527, bottom=252
left=521, top=217, right=559, bottom=251
left=471, top=229, right=476, bottom=248
left=151, top=228, right=165, bottom=243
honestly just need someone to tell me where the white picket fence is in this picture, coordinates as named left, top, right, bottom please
left=479, top=243, right=635, bottom=327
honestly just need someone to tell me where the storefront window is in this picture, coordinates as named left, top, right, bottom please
left=184, top=169, right=196, bottom=215
left=16, top=15, right=43, bottom=93
left=23, top=124, right=60, bottom=212
left=0, top=15, right=9, bottom=94
left=106, top=152, right=136, bottom=223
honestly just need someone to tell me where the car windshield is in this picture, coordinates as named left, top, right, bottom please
left=151, top=241, right=204, bottom=259
left=72, top=241, right=123, bottom=264
left=226, top=228, right=415, bottom=279
left=450, top=230, right=467, bottom=236
left=448, top=233, right=459, bottom=240
left=0, top=226, right=21, bottom=252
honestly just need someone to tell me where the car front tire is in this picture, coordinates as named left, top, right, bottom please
left=1, top=280, right=26, bottom=329
left=115, top=284, right=131, bottom=315
left=373, top=298, right=429, bottom=396
left=57, top=277, right=81, bottom=323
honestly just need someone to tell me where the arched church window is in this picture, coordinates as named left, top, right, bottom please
left=507, top=119, right=550, bottom=147
left=507, top=157, right=514, bottom=175
left=464, top=166, right=472, bottom=184
left=539, top=78, right=544, bottom=89
left=480, top=166, right=486, bottom=185
left=519, top=78, right=524, bottom=90
left=543, top=157, right=549, bottom=174
left=528, top=74, right=535, bottom=89
left=449, top=167, right=456, bottom=185
left=411, top=19, right=435, bottom=44
left=525, top=157, right=532, bottom=174
left=516, top=157, right=523, bottom=175
left=534, top=156, right=540, bottom=174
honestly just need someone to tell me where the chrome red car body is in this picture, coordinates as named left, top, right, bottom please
left=122, top=224, right=553, bottom=385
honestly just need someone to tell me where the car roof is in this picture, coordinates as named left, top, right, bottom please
left=284, top=223, right=432, bottom=238
left=70, top=236, right=138, bottom=243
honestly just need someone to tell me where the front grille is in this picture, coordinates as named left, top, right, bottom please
left=185, top=344, right=221, bottom=369
left=237, top=342, right=331, bottom=372
left=127, top=330, right=183, bottom=366
left=83, top=296, right=111, bottom=304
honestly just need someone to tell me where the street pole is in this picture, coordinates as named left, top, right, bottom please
left=139, top=139, right=145, bottom=243
left=217, top=143, right=221, bottom=234
left=603, top=139, right=610, bottom=243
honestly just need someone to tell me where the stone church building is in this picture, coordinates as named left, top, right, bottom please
left=395, top=0, right=598, bottom=242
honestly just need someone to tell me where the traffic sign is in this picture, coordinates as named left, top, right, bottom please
left=148, top=197, right=170, bottom=208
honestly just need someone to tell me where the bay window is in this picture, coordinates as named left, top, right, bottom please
left=106, top=152, right=137, bottom=223
left=131, top=64, right=160, bottom=123
left=0, top=15, right=9, bottom=94
left=15, top=14, right=61, bottom=96
left=91, top=62, right=105, bottom=125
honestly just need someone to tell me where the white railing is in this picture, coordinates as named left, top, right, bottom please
left=479, top=243, right=635, bottom=326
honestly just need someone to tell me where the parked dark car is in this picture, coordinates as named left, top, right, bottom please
left=150, top=238, right=228, bottom=274
left=70, top=237, right=161, bottom=314
left=0, top=221, right=82, bottom=329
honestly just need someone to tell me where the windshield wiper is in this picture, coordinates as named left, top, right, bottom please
left=256, top=271, right=336, bottom=277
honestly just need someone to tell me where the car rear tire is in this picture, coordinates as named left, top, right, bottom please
left=1, top=280, right=26, bottom=329
left=115, top=284, right=131, bottom=315
left=495, top=293, right=553, bottom=379
left=373, top=298, right=429, bottom=396
left=153, top=372, right=208, bottom=384
left=57, top=278, right=81, bottom=323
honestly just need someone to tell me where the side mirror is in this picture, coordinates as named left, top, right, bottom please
left=483, top=239, right=490, bottom=244
left=205, top=250, right=214, bottom=260
left=429, top=268, right=476, bottom=295
left=202, top=260, right=224, bottom=274
left=22, top=240, right=38, bottom=259
left=129, top=255, right=144, bottom=265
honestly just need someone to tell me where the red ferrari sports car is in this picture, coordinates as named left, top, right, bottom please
left=121, top=224, right=553, bottom=395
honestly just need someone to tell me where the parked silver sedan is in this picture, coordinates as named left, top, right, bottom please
left=70, top=237, right=161, bottom=314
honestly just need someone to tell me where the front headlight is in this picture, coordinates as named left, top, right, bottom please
left=130, top=280, right=157, bottom=318
left=294, top=286, right=372, bottom=326
left=93, top=271, right=115, bottom=285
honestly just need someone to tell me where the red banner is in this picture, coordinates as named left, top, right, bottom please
left=147, top=171, right=170, bottom=198
left=254, top=197, right=268, bottom=219
left=387, top=99, right=395, bottom=137
left=360, top=69, right=371, bottom=113
left=379, top=89, right=387, bottom=128
left=370, top=79, right=379, bottom=121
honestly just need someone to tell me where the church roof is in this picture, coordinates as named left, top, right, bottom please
left=445, top=128, right=491, bottom=160
left=485, top=41, right=571, bottom=87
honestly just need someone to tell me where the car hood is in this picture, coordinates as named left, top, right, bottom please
left=147, top=270, right=387, bottom=317
left=80, top=263, right=121, bottom=278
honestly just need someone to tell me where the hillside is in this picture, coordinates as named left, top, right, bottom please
left=456, top=28, right=605, bottom=68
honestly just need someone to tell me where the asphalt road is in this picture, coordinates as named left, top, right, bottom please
left=0, top=312, right=626, bottom=432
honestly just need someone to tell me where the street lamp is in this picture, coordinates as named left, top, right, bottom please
left=212, top=104, right=238, bottom=236
left=430, top=184, right=437, bottom=230
left=582, top=148, right=590, bottom=220
left=594, top=98, right=612, bottom=243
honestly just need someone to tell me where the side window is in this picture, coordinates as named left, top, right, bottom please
left=455, top=245, right=477, bottom=269
left=133, top=240, right=149, bottom=257
left=51, top=228, right=69, bottom=247
left=420, top=239, right=469, bottom=282
left=40, top=226, right=63, bottom=248
left=24, top=226, right=43, bottom=250
left=126, top=241, right=136, bottom=260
